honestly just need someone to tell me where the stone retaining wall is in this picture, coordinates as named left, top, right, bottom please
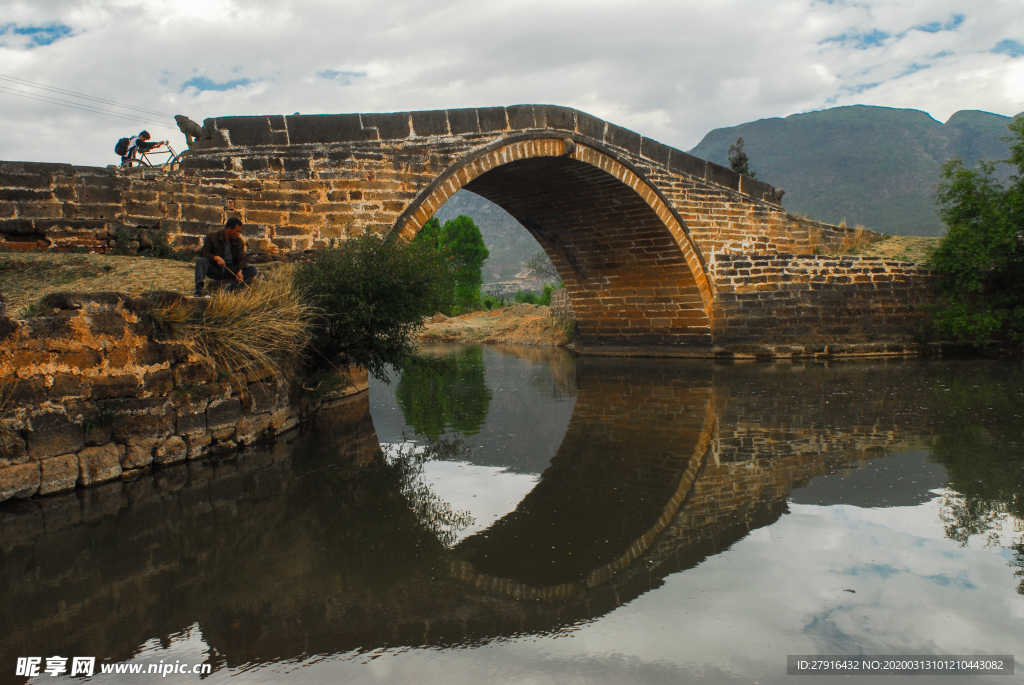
left=0, top=292, right=367, bottom=504
left=710, top=254, right=938, bottom=353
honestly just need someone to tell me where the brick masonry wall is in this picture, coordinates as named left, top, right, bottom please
left=710, top=254, right=938, bottom=352
left=0, top=293, right=367, bottom=504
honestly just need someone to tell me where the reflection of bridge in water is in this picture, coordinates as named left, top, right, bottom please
left=0, top=359, right=941, bottom=668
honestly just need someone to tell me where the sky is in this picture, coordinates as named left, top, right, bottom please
left=0, top=0, right=1022, bottom=166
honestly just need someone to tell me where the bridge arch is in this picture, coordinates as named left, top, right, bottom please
left=392, top=134, right=714, bottom=349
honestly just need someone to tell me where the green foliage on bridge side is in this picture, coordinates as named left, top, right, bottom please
left=929, top=115, right=1024, bottom=346
left=417, top=215, right=490, bottom=312
left=294, top=231, right=453, bottom=380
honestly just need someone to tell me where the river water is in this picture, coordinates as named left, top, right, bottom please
left=2, top=345, right=1022, bottom=684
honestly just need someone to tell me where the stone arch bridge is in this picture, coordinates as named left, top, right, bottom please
left=0, top=105, right=935, bottom=355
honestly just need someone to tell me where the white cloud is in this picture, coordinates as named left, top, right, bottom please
left=0, top=0, right=1021, bottom=166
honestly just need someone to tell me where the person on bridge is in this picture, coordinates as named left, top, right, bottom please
left=124, top=130, right=165, bottom=162
left=194, top=217, right=258, bottom=297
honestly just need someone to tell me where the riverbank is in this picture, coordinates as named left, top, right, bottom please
left=0, top=286, right=366, bottom=505
left=417, top=304, right=572, bottom=347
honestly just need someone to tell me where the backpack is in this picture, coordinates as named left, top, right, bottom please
left=114, top=137, right=131, bottom=156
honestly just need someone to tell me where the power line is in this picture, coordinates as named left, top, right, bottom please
left=0, top=86, right=173, bottom=129
left=0, top=72, right=175, bottom=117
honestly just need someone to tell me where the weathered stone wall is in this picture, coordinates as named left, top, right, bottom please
left=0, top=292, right=367, bottom=504
left=709, top=254, right=938, bottom=353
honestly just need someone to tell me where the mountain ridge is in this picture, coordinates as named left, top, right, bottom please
left=688, top=105, right=1019, bottom=236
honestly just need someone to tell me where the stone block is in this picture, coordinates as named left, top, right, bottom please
left=176, top=408, right=207, bottom=434
left=185, top=432, right=212, bottom=459
left=207, top=398, right=242, bottom=429
left=286, top=113, right=375, bottom=145
left=0, top=433, right=29, bottom=467
left=0, top=462, right=41, bottom=501
left=39, top=453, right=79, bottom=495
left=112, top=411, right=173, bottom=441
left=90, top=374, right=141, bottom=399
left=235, top=414, right=272, bottom=445
left=121, top=436, right=160, bottom=469
left=48, top=372, right=87, bottom=400
left=143, top=368, right=174, bottom=394
left=77, top=443, right=122, bottom=486
left=411, top=109, right=449, bottom=137
left=84, top=422, right=113, bottom=446
left=26, top=413, right=85, bottom=460
left=173, top=362, right=212, bottom=386
left=447, top=107, right=480, bottom=135
left=153, top=435, right=187, bottom=465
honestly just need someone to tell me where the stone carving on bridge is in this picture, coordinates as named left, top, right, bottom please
left=174, top=114, right=215, bottom=150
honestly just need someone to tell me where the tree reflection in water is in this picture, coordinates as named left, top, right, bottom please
left=384, top=437, right=475, bottom=548
left=395, top=346, right=492, bottom=437
left=927, top=364, right=1024, bottom=593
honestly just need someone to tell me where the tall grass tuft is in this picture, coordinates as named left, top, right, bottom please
left=153, top=265, right=312, bottom=384
left=0, top=374, right=19, bottom=448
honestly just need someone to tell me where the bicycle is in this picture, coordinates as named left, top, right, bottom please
left=119, top=143, right=186, bottom=170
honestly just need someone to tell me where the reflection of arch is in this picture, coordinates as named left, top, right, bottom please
left=446, top=359, right=715, bottom=600
left=393, top=135, right=714, bottom=349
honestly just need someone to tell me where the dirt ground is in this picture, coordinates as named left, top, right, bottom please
left=0, top=251, right=195, bottom=316
left=417, top=304, right=572, bottom=347
left=848, top=235, right=940, bottom=264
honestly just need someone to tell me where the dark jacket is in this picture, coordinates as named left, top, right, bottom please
left=199, top=229, right=248, bottom=268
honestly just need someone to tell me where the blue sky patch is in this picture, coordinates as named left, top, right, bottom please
left=915, top=14, right=964, bottom=33
left=898, top=63, right=930, bottom=78
left=181, top=76, right=252, bottom=92
left=992, top=39, right=1024, bottom=58
left=318, top=69, right=367, bottom=85
left=0, top=23, right=72, bottom=47
left=821, top=29, right=890, bottom=50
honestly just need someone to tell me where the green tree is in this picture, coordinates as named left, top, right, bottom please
left=416, top=215, right=490, bottom=310
left=728, top=136, right=756, bottom=178
left=293, top=231, right=453, bottom=380
left=929, top=115, right=1024, bottom=344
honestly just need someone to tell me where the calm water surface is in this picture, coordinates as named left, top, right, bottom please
left=2, top=346, right=1023, bottom=684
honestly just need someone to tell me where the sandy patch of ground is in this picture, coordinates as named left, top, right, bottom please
left=417, top=304, right=572, bottom=347
left=848, top=235, right=940, bottom=264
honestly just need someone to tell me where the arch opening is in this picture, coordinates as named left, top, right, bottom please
left=396, top=139, right=714, bottom=349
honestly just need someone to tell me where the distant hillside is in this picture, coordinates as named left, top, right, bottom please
left=689, top=105, right=1018, bottom=236
left=434, top=190, right=541, bottom=284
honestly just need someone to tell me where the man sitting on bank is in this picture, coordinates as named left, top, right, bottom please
left=194, top=217, right=258, bottom=297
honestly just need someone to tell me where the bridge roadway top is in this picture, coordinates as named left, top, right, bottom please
left=194, top=104, right=781, bottom=204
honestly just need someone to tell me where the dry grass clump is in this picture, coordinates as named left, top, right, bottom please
left=0, top=375, right=19, bottom=448
left=824, top=226, right=880, bottom=256
left=153, top=265, right=312, bottom=383
left=855, top=235, right=940, bottom=263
